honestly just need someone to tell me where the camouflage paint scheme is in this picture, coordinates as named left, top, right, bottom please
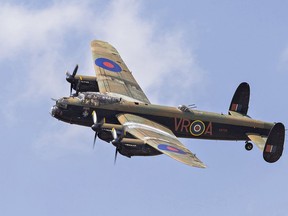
left=51, top=40, right=285, bottom=168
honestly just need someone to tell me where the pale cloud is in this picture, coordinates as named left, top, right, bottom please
left=0, top=0, right=203, bottom=102
left=94, top=0, right=203, bottom=102
left=33, top=124, right=92, bottom=160
left=0, top=3, right=86, bottom=59
left=0, top=2, right=91, bottom=125
left=0, top=0, right=204, bottom=156
left=0, top=2, right=91, bottom=102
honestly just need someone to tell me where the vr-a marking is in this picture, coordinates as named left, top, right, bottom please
left=174, top=118, right=213, bottom=136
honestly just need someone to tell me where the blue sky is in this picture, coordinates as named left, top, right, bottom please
left=1, top=0, right=288, bottom=215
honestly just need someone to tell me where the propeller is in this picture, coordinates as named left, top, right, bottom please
left=91, top=111, right=106, bottom=148
left=91, top=110, right=99, bottom=148
left=111, top=128, right=124, bottom=165
left=91, top=112, right=121, bottom=164
left=114, top=148, right=118, bottom=165
left=66, top=65, right=79, bottom=95
left=111, top=128, right=118, bottom=141
left=93, top=132, right=97, bottom=149
left=75, top=79, right=81, bottom=95
left=111, top=127, right=125, bottom=143
left=111, top=128, right=119, bottom=164
left=92, top=110, right=97, bottom=125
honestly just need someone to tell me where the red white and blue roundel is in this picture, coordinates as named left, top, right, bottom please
left=189, top=120, right=205, bottom=136
left=158, top=144, right=186, bottom=155
left=95, top=58, right=122, bottom=72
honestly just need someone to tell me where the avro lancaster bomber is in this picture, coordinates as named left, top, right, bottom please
left=51, top=40, right=285, bottom=168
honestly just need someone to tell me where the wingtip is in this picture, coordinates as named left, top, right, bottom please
left=193, top=162, right=207, bottom=169
left=199, top=164, right=207, bottom=169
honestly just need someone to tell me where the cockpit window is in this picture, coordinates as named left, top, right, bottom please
left=76, top=93, right=85, bottom=101
left=79, top=92, right=120, bottom=106
left=56, top=98, right=68, bottom=109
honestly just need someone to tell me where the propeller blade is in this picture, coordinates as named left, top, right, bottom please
left=65, top=71, right=71, bottom=78
left=92, top=112, right=99, bottom=148
left=111, top=128, right=117, bottom=141
left=70, top=84, right=73, bottom=96
left=114, top=148, right=118, bottom=165
left=93, top=132, right=97, bottom=149
left=66, top=65, right=78, bottom=95
left=72, top=64, right=78, bottom=77
left=76, top=79, right=81, bottom=95
left=92, top=111, right=97, bottom=124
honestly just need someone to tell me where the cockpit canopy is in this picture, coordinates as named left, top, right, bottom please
left=76, top=92, right=121, bottom=107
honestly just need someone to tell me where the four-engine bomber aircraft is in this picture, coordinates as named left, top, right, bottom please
left=51, top=40, right=285, bottom=168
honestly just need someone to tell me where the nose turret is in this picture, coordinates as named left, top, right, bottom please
left=50, top=97, right=67, bottom=119
left=50, top=95, right=83, bottom=123
left=50, top=105, right=62, bottom=117
left=50, top=93, right=93, bottom=126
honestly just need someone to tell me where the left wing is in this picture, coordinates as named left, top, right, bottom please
left=117, top=114, right=206, bottom=168
left=91, top=40, right=150, bottom=104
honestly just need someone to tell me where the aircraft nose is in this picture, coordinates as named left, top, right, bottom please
left=50, top=105, right=61, bottom=117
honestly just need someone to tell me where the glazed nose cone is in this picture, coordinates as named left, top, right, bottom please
left=50, top=105, right=61, bottom=117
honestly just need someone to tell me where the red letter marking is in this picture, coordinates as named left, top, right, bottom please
left=181, top=119, right=191, bottom=133
left=204, top=122, right=213, bottom=135
left=174, top=118, right=183, bottom=131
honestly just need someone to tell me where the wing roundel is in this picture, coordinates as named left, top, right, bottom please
left=91, top=40, right=150, bottom=104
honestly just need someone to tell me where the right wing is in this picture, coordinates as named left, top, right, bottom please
left=117, top=113, right=206, bottom=168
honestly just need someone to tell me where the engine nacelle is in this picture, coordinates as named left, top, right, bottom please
left=67, top=74, right=99, bottom=93
left=115, top=142, right=162, bottom=158
left=96, top=125, right=162, bottom=157
left=98, top=129, right=114, bottom=143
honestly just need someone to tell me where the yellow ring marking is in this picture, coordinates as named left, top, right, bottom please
left=189, top=120, right=206, bottom=136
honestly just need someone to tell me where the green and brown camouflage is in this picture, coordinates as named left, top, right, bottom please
left=51, top=40, right=285, bottom=168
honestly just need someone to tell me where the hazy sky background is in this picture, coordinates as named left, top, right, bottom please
left=1, top=0, right=288, bottom=215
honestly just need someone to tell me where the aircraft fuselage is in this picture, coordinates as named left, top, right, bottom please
left=51, top=94, right=273, bottom=142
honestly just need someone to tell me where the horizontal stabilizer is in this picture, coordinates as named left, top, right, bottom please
left=263, top=123, right=285, bottom=163
left=229, top=82, right=250, bottom=116
left=246, top=133, right=267, bottom=151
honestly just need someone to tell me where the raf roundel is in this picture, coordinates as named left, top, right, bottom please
left=190, top=120, right=206, bottom=136
left=158, top=144, right=186, bottom=155
left=95, top=57, right=122, bottom=72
